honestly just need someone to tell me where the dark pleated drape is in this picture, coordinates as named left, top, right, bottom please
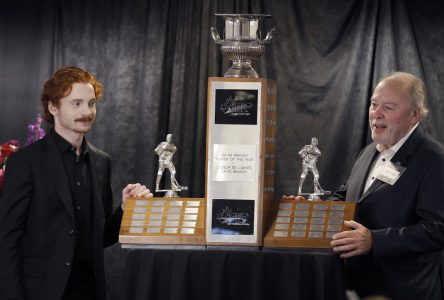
left=1, top=0, right=444, bottom=299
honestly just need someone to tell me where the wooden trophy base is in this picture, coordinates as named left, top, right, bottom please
left=119, top=197, right=206, bottom=247
left=263, top=199, right=356, bottom=248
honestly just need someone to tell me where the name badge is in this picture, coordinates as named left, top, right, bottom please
left=375, top=161, right=406, bottom=185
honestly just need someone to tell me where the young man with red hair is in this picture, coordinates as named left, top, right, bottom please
left=0, top=67, right=152, bottom=300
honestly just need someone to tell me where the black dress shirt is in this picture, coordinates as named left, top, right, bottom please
left=52, top=129, right=93, bottom=264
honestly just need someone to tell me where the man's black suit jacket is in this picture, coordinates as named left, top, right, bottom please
left=0, top=132, right=123, bottom=300
left=334, top=126, right=444, bottom=300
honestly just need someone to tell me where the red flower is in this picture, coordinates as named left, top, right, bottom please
left=0, top=140, right=20, bottom=191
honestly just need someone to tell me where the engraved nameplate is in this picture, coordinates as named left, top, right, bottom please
left=151, top=207, right=164, bottom=213
left=134, top=207, right=147, bottom=213
left=181, top=228, right=195, bottom=234
left=183, top=214, right=198, bottom=221
left=295, top=211, right=309, bottom=217
left=275, top=223, right=289, bottom=230
left=165, top=221, right=179, bottom=227
left=150, top=214, right=163, bottom=220
left=164, top=228, right=178, bottom=234
left=274, top=231, right=289, bottom=237
left=292, top=224, right=307, bottom=231
left=129, top=227, right=144, bottom=234
left=313, top=204, right=327, bottom=210
left=291, top=231, right=306, bottom=238
left=276, top=217, right=291, bottom=223
left=308, top=232, right=323, bottom=238
left=166, top=214, right=180, bottom=221
left=148, top=220, right=162, bottom=227
left=279, top=203, right=292, bottom=210
left=311, top=211, right=326, bottom=217
left=185, top=208, right=199, bottom=214
left=131, top=220, right=145, bottom=227
left=278, top=210, right=292, bottom=216
left=293, top=217, right=308, bottom=223
left=147, top=227, right=161, bottom=233
left=295, top=204, right=309, bottom=210
left=182, top=221, right=197, bottom=228
left=135, top=200, right=148, bottom=206
left=331, top=204, right=345, bottom=211
left=132, top=214, right=146, bottom=220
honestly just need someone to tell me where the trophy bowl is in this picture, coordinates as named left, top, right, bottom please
left=211, top=14, right=275, bottom=78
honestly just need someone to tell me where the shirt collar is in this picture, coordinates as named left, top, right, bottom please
left=51, top=128, right=89, bottom=157
left=376, top=122, right=419, bottom=154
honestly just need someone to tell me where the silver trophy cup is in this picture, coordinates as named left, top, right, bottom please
left=211, top=14, right=275, bottom=78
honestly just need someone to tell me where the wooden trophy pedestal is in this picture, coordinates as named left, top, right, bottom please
left=119, top=197, right=206, bottom=248
left=263, top=199, right=356, bottom=248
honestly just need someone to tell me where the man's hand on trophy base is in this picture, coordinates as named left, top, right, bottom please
left=330, top=220, right=372, bottom=258
left=282, top=195, right=306, bottom=201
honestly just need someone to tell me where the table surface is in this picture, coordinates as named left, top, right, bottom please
left=119, top=247, right=347, bottom=300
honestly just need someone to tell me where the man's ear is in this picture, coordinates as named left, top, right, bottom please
left=412, top=107, right=421, bottom=123
left=48, top=101, right=58, bottom=115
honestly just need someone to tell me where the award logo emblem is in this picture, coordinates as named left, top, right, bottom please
left=154, top=133, right=188, bottom=197
left=297, top=137, right=330, bottom=200
left=211, top=14, right=275, bottom=78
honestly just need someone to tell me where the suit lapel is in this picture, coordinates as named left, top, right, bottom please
left=41, top=134, right=74, bottom=220
left=88, top=143, right=105, bottom=222
left=346, top=144, right=379, bottom=202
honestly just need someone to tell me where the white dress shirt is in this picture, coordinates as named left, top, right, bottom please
left=364, top=123, right=419, bottom=192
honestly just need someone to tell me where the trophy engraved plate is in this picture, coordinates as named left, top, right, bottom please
left=165, top=221, right=179, bottom=227
left=129, top=227, right=143, bottom=234
left=134, top=207, right=147, bottom=213
left=274, top=231, right=288, bottom=238
left=119, top=197, right=206, bottom=246
left=206, top=78, right=277, bottom=246
left=294, top=211, right=309, bottom=217
left=164, top=228, right=178, bottom=234
left=277, top=210, right=291, bottom=216
left=291, top=232, right=305, bottom=238
left=184, top=214, right=198, bottom=221
left=264, top=199, right=356, bottom=248
left=275, top=223, right=289, bottom=230
left=279, top=203, right=292, bottom=210
left=181, top=228, right=195, bottom=234
left=292, top=224, right=307, bottom=231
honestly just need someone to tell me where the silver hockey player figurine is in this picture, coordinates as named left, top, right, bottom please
left=297, top=137, right=330, bottom=200
left=154, top=133, right=188, bottom=197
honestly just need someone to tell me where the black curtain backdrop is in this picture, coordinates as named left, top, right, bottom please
left=1, top=0, right=444, bottom=299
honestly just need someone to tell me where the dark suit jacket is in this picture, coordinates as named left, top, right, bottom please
left=334, top=126, right=444, bottom=300
left=0, top=132, right=123, bottom=300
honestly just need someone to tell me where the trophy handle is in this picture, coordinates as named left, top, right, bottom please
left=210, top=27, right=223, bottom=44
left=258, top=27, right=276, bottom=45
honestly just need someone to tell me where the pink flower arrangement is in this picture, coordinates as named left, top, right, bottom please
left=0, top=115, right=46, bottom=191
